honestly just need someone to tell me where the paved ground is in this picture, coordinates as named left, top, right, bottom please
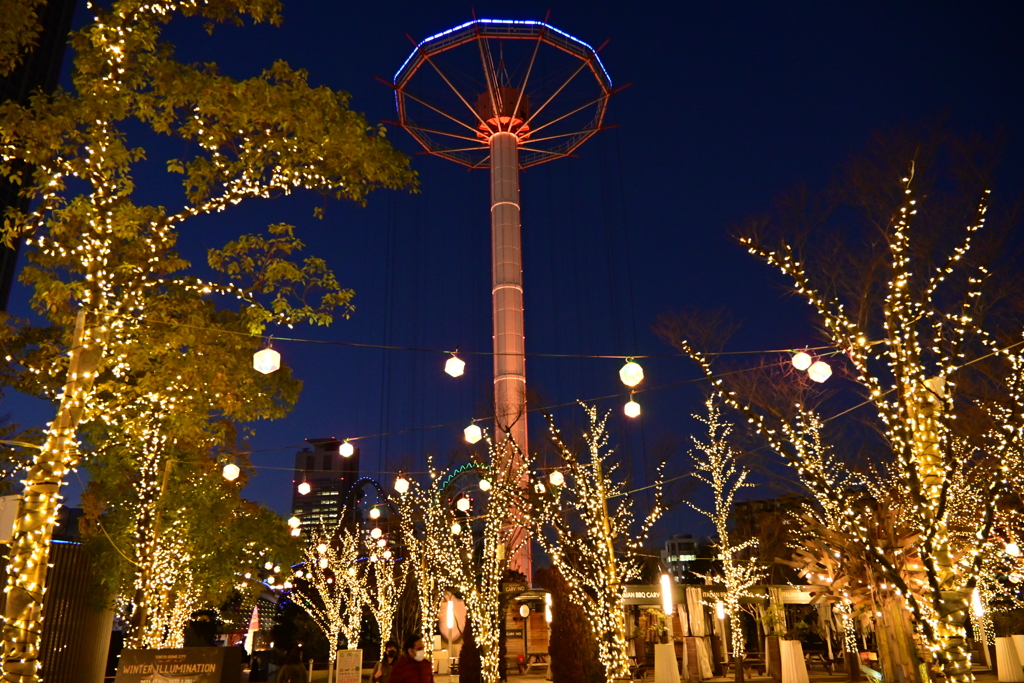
left=306, top=664, right=1000, bottom=682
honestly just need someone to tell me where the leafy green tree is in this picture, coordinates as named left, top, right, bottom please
left=0, top=0, right=415, bottom=678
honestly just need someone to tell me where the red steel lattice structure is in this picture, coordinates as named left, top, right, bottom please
left=393, top=18, right=616, bottom=578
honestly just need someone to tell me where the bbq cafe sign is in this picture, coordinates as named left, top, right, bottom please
left=621, top=584, right=685, bottom=606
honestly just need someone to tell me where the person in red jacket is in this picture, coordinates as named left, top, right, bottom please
left=389, top=634, right=433, bottom=683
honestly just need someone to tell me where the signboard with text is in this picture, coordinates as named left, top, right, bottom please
left=115, top=647, right=241, bottom=683
left=621, top=584, right=686, bottom=605
left=335, top=648, right=363, bottom=683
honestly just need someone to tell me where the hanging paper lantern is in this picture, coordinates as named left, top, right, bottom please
left=1007, top=542, right=1021, bottom=557
left=478, top=478, right=492, bottom=491
left=619, top=360, right=644, bottom=387
left=253, top=347, right=281, bottom=374
left=370, top=528, right=383, bottom=539
left=264, top=561, right=274, bottom=570
left=297, top=482, right=311, bottom=495
left=222, top=463, right=241, bottom=481
left=395, top=476, right=410, bottom=494
left=369, top=507, right=381, bottom=520
left=807, top=360, right=833, bottom=383
left=319, top=557, right=328, bottom=569
left=451, top=522, right=462, bottom=535
left=317, top=543, right=328, bottom=554
left=456, top=497, right=471, bottom=512
left=464, top=424, right=483, bottom=444
left=791, top=351, right=813, bottom=371
left=548, top=470, right=565, bottom=487
left=340, top=441, right=355, bottom=457
left=287, top=516, right=301, bottom=529
left=377, top=538, right=387, bottom=548
left=445, top=354, right=466, bottom=378
left=624, top=400, right=641, bottom=418
left=290, top=528, right=300, bottom=537
left=382, top=549, right=392, bottom=560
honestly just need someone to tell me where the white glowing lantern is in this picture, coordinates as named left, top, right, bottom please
left=266, top=576, right=275, bottom=585
left=319, top=557, right=328, bottom=569
left=370, top=555, right=379, bottom=563
left=624, top=400, right=641, bottom=418
left=222, top=463, right=241, bottom=481
left=519, top=604, right=530, bottom=618
left=807, top=360, right=832, bottom=383
left=451, top=522, right=462, bottom=535
left=382, top=549, right=392, bottom=560
left=464, top=424, right=483, bottom=444
left=619, top=360, right=644, bottom=387
left=1008, top=542, right=1021, bottom=557
left=549, top=470, right=565, bottom=487
left=791, top=351, right=813, bottom=371
left=534, top=482, right=547, bottom=495
left=394, top=476, right=410, bottom=494
left=253, top=347, right=281, bottom=374
left=456, top=497, right=471, bottom=512
left=340, top=441, right=355, bottom=458
left=297, top=482, right=311, bottom=495
left=369, top=507, right=381, bottom=520
left=478, top=478, right=492, bottom=492
left=370, top=528, right=383, bottom=540
left=265, top=561, right=274, bottom=570
left=283, top=581, right=292, bottom=590
left=377, top=539, right=387, bottom=548
left=445, top=354, right=466, bottom=378
left=295, top=570, right=304, bottom=578
left=273, top=565, right=281, bottom=573
left=660, top=573, right=673, bottom=617
left=348, top=566, right=357, bottom=576
left=316, top=543, right=328, bottom=554
left=287, top=516, right=301, bottom=529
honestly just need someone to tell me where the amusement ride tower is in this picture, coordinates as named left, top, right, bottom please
left=393, top=19, right=615, bottom=576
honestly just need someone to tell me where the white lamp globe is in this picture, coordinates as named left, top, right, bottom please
left=1007, top=542, right=1021, bottom=557
left=348, top=567, right=357, bottom=576
left=619, top=360, right=644, bottom=387
left=548, top=470, right=565, bottom=487
left=791, top=351, right=813, bottom=371
left=456, top=497, right=471, bottom=512
left=445, top=355, right=466, bottom=378
left=464, top=424, right=483, bottom=444
left=369, top=507, right=381, bottom=520
left=264, top=561, right=274, bottom=570
left=253, top=347, right=281, bottom=374
left=377, top=539, right=387, bottom=548
left=370, top=528, right=383, bottom=540
left=222, top=463, right=241, bottom=481
left=287, top=516, right=301, bottom=529
left=624, top=400, right=641, bottom=418
left=290, top=528, right=300, bottom=537
left=382, top=549, right=392, bottom=559
left=394, top=476, right=410, bottom=494
left=451, top=522, right=462, bottom=535
left=316, top=543, right=328, bottom=554
left=297, top=482, right=311, bottom=495
left=807, top=360, right=833, bottom=383
left=340, top=441, right=355, bottom=457
left=478, top=478, right=492, bottom=492
left=319, top=557, right=328, bottom=569
left=519, top=604, right=530, bottom=618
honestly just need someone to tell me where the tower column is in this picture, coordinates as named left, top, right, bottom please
left=489, top=130, right=530, bottom=577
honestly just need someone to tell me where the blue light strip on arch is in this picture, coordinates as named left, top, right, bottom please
left=394, top=18, right=612, bottom=89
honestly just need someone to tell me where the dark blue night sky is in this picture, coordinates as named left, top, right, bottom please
left=5, top=0, right=1024, bottom=542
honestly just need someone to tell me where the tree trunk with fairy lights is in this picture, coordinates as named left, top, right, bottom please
left=3, top=309, right=106, bottom=680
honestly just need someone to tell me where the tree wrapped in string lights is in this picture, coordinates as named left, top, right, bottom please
left=366, top=554, right=407, bottom=652
left=396, top=435, right=531, bottom=683
left=0, top=0, right=414, bottom=676
left=292, top=518, right=369, bottom=663
left=535, top=404, right=662, bottom=682
left=667, top=144, right=1024, bottom=682
left=396, top=490, right=446, bottom=647
left=687, top=399, right=763, bottom=679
